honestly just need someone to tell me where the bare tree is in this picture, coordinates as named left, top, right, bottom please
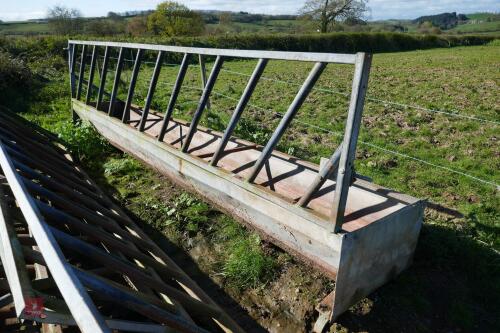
left=47, top=6, right=82, bottom=35
left=300, top=0, right=368, bottom=33
left=219, top=12, right=232, bottom=25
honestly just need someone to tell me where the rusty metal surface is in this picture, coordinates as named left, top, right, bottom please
left=0, top=111, right=244, bottom=333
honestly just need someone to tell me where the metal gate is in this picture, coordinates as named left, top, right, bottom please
left=0, top=111, right=243, bottom=332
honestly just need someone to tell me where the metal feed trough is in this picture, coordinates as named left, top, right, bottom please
left=0, top=111, right=243, bottom=332
left=67, top=40, right=424, bottom=328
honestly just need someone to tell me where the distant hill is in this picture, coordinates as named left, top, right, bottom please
left=413, top=12, right=468, bottom=29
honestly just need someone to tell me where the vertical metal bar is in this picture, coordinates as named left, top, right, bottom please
left=297, top=143, right=343, bottom=207
left=158, top=53, right=191, bottom=141
left=122, top=49, right=144, bottom=123
left=247, top=62, right=327, bottom=183
left=97, top=46, right=110, bottom=111
left=199, top=54, right=211, bottom=110
left=138, top=51, right=164, bottom=131
left=210, top=58, right=268, bottom=166
left=68, top=43, right=76, bottom=98
left=68, top=43, right=79, bottom=123
left=108, top=47, right=125, bottom=117
left=76, top=45, right=87, bottom=100
left=331, top=53, right=372, bottom=233
left=181, top=56, right=224, bottom=153
left=85, top=45, right=98, bottom=105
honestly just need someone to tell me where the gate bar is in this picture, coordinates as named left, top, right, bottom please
left=210, top=58, right=268, bottom=166
left=297, top=143, right=342, bottom=207
left=158, top=53, right=191, bottom=142
left=181, top=55, right=225, bottom=152
left=85, top=46, right=98, bottom=105
left=199, top=55, right=211, bottom=110
left=108, top=47, right=125, bottom=116
left=247, top=62, right=327, bottom=183
left=69, top=40, right=357, bottom=64
left=139, top=51, right=164, bottom=131
left=97, top=46, right=110, bottom=111
left=0, top=142, right=111, bottom=333
left=68, top=43, right=76, bottom=98
left=122, top=49, right=144, bottom=123
left=72, top=268, right=211, bottom=333
left=76, top=45, right=87, bottom=100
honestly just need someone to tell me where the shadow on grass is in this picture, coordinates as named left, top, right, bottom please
left=334, top=223, right=499, bottom=333
left=84, top=158, right=268, bottom=332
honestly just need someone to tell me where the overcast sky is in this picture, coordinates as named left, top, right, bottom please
left=0, top=0, right=499, bottom=22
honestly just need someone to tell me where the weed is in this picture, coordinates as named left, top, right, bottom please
left=104, top=157, right=143, bottom=176
left=166, top=193, right=212, bottom=234
left=223, top=234, right=276, bottom=289
left=56, top=120, right=114, bottom=162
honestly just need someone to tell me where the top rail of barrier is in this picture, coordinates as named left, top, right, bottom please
left=68, top=40, right=357, bottom=64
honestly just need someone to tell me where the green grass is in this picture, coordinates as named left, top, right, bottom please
left=450, top=21, right=500, bottom=33
left=0, top=22, right=51, bottom=35
left=99, top=154, right=278, bottom=289
left=467, top=13, right=500, bottom=21
left=1, top=39, right=499, bottom=331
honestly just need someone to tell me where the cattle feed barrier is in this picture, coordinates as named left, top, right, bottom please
left=67, top=40, right=424, bottom=330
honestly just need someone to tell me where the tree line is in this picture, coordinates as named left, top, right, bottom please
left=47, top=0, right=370, bottom=36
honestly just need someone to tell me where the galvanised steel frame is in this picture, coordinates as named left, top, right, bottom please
left=0, top=111, right=243, bottom=333
left=68, top=40, right=368, bottom=233
left=67, top=40, right=424, bottom=326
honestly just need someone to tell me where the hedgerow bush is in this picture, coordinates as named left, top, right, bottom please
left=0, top=51, right=32, bottom=94
left=0, top=36, right=67, bottom=58
left=0, top=32, right=496, bottom=66
left=84, top=32, right=496, bottom=54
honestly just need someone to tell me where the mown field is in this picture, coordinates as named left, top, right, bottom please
left=1, top=38, right=499, bottom=332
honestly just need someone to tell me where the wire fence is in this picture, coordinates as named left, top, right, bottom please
left=82, top=54, right=499, bottom=190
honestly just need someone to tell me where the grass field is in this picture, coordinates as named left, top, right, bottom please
left=0, top=21, right=51, bottom=35
left=2, top=40, right=499, bottom=331
left=450, top=20, right=500, bottom=33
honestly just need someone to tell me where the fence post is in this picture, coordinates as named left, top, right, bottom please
left=330, top=53, right=372, bottom=233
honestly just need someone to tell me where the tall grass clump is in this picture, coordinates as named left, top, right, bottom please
left=57, top=120, right=113, bottom=162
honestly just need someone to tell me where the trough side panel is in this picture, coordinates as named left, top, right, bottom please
left=72, top=102, right=343, bottom=278
left=331, top=202, right=424, bottom=320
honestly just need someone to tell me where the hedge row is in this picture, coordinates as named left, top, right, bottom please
left=97, top=32, right=498, bottom=53
left=1, top=32, right=497, bottom=61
